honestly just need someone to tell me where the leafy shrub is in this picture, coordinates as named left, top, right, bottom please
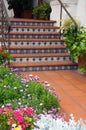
left=0, top=48, right=13, bottom=65
left=33, top=3, right=52, bottom=20
left=0, top=65, right=60, bottom=114
left=63, top=18, right=86, bottom=62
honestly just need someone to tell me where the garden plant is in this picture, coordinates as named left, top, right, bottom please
left=0, top=47, right=13, bottom=65
left=63, top=18, right=86, bottom=72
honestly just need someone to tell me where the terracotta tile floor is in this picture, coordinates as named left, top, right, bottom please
left=21, top=70, right=86, bottom=121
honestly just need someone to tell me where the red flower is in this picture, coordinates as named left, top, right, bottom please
left=4, top=53, right=8, bottom=58
left=0, top=48, right=4, bottom=52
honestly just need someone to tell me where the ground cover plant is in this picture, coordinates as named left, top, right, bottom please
left=34, top=114, right=86, bottom=130
left=0, top=65, right=60, bottom=114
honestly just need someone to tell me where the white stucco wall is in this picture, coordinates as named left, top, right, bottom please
left=3, top=0, right=14, bottom=17
left=50, top=0, right=78, bottom=26
left=76, top=0, right=86, bottom=26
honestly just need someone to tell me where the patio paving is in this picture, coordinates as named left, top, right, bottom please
left=21, top=70, right=86, bottom=121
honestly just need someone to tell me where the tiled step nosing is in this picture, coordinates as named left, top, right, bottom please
left=9, top=64, right=78, bottom=72
left=10, top=49, right=68, bottom=54
left=10, top=27, right=58, bottom=32
left=10, top=53, right=70, bottom=58
left=13, top=57, right=71, bottom=63
left=10, top=19, right=56, bottom=26
left=10, top=66, right=78, bottom=72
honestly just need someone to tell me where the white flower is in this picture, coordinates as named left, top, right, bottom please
left=1, top=105, right=5, bottom=108
left=12, top=124, right=16, bottom=128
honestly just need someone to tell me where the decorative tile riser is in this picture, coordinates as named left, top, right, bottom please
left=10, top=22, right=54, bottom=26
left=6, top=41, right=65, bottom=46
left=11, top=28, right=57, bottom=32
left=9, top=49, right=67, bottom=54
left=7, top=35, right=59, bottom=39
left=13, top=57, right=71, bottom=62
left=12, top=65, right=78, bottom=72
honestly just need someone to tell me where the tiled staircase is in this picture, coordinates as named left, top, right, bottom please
left=6, top=18, right=77, bottom=71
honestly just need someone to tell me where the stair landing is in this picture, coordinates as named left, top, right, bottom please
left=20, top=70, right=86, bottom=121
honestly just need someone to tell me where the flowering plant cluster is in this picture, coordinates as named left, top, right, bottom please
left=0, top=47, right=13, bottom=65
left=0, top=107, right=36, bottom=130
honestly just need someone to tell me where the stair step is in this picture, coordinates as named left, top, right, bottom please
left=10, top=18, right=56, bottom=23
left=10, top=26, right=59, bottom=32
left=6, top=38, right=65, bottom=46
left=9, top=32, right=60, bottom=35
left=11, top=53, right=71, bottom=62
left=10, top=18, right=56, bottom=26
left=9, top=61, right=78, bottom=71
left=7, top=32, right=60, bottom=39
left=9, top=45, right=67, bottom=54
left=10, top=61, right=77, bottom=67
left=9, top=45, right=66, bottom=50
left=11, top=25, right=59, bottom=29
left=11, top=53, right=70, bottom=58
left=6, top=38, right=64, bottom=42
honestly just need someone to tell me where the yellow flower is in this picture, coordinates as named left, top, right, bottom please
left=28, top=117, right=32, bottom=122
left=14, top=125, right=21, bottom=130
left=25, top=117, right=32, bottom=122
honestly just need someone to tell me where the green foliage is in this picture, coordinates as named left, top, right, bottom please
left=0, top=48, right=13, bottom=65
left=79, top=67, right=86, bottom=73
left=63, top=18, right=86, bottom=72
left=0, top=113, right=11, bottom=130
left=63, top=19, right=86, bottom=62
left=0, top=65, right=60, bottom=114
left=33, top=3, right=52, bottom=20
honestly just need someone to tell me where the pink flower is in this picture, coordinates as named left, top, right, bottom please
left=13, top=111, right=21, bottom=117
left=0, top=108, right=3, bottom=113
left=26, top=108, right=34, bottom=116
left=16, top=116, right=24, bottom=124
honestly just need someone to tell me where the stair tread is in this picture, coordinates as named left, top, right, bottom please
left=10, top=18, right=56, bottom=23
left=9, top=61, right=77, bottom=67
left=9, top=45, right=66, bottom=49
left=6, top=38, right=64, bottom=42
left=11, top=25, right=59, bottom=29
left=11, top=53, right=70, bottom=58
left=9, top=32, right=60, bottom=35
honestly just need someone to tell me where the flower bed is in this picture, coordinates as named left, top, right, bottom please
left=0, top=65, right=86, bottom=130
left=0, top=65, right=60, bottom=114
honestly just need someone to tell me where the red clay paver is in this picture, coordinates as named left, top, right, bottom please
left=20, top=70, right=86, bottom=121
